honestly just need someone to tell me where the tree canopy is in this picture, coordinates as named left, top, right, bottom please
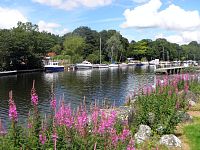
left=1, top=21, right=200, bottom=71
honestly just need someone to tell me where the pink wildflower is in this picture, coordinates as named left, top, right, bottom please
left=31, top=80, right=38, bottom=106
left=52, top=130, right=58, bottom=142
left=39, top=132, right=47, bottom=145
left=55, top=104, right=74, bottom=128
left=184, top=82, right=189, bottom=93
left=75, top=107, right=88, bottom=136
left=127, top=138, right=135, bottom=150
left=91, top=106, right=99, bottom=133
left=168, top=90, right=172, bottom=96
left=110, top=128, right=118, bottom=147
left=8, top=91, right=18, bottom=122
left=51, top=98, right=56, bottom=110
left=52, top=129, right=58, bottom=150
left=147, top=85, right=152, bottom=95
left=98, top=110, right=117, bottom=134
left=31, top=93, right=38, bottom=106
left=120, top=128, right=130, bottom=141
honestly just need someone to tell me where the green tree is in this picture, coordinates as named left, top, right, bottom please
left=63, top=35, right=86, bottom=63
left=106, top=32, right=123, bottom=63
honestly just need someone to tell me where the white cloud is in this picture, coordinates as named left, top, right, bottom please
left=0, top=7, right=28, bottom=29
left=132, top=0, right=150, bottom=3
left=38, top=20, right=69, bottom=35
left=121, top=0, right=200, bottom=31
left=155, top=30, right=200, bottom=45
left=33, top=0, right=113, bottom=10
left=122, top=0, right=200, bottom=44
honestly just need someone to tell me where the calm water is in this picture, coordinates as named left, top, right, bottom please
left=0, top=66, right=156, bottom=124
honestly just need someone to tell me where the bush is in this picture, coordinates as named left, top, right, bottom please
left=129, top=74, right=192, bottom=135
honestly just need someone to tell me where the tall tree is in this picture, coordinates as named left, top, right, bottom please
left=106, top=32, right=123, bottom=63
left=63, top=35, right=86, bottom=63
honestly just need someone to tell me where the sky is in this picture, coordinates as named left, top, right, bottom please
left=0, top=0, right=200, bottom=45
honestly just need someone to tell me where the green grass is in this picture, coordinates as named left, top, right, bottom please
left=183, top=117, right=200, bottom=150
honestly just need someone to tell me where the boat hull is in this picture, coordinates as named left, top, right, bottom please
left=109, top=64, right=119, bottom=67
left=45, top=67, right=64, bottom=72
left=93, top=64, right=109, bottom=68
left=75, top=64, right=93, bottom=69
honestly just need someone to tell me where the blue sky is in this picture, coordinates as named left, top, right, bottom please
left=0, top=0, right=200, bottom=44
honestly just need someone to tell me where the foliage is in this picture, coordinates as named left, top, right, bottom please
left=2, top=21, right=200, bottom=71
left=106, top=32, right=124, bottom=63
left=0, top=22, right=60, bottom=71
left=63, top=34, right=86, bottom=63
left=128, top=74, right=192, bottom=135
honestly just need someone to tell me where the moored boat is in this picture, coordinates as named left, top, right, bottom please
left=109, top=64, right=119, bottom=68
left=44, top=61, right=64, bottom=72
left=75, top=60, right=93, bottom=69
left=119, top=63, right=128, bottom=67
left=93, top=64, right=109, bottom=68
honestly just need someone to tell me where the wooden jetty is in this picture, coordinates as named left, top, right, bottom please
left=154, top=66, right=188, bottom=74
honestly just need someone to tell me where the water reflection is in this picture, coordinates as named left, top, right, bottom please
left=0, top=66, right=156, bottom=122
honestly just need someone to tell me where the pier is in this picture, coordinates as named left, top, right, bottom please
left=154, top=66, right=188, bottom=74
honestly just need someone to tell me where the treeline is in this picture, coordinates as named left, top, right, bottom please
left=0, top=21, right=200, bottom=71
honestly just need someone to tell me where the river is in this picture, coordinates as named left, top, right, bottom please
left=0, top=65, right=156, bottom=124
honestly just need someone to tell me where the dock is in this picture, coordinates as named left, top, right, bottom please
left=154, top=66, right=188, bottom=74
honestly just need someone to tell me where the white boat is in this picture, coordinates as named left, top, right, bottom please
left=75, top=60, right=93, bottom=69
left=44, top=61, right=64, bottom=72
left=141, top=61, right=149, bottom=65
left=119, top=63, right=128, bottom=67
left=99, top=64, right=109, bottom=68
left=92, top=64, right=109, bottom=68
left=109, top=64, right=119, bottom=67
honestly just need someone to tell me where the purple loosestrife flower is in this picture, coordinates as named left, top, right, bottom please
left=184, top=82, right=189, bottom=93
left=91, top=106, right=99, bottom=133
left=31, top=80, right=38, bottom=106
left=55, top=104, right=74, bottom=128
left=75, top=107, right=88, bottom=136
left=39, top=132, right=47, bottom=145
left=51, top=98, right=56, bottom=110
left=168, top=90, right=172, bottom=96
left=147, top=86, right=152, bottom=95
left=175, top=87, right=179, bottom=95
left=120, top=128, right=130, bottom=141
left=98, top=110, right=117, bottom=134
left=142, top=86, right=147, bottom=95
left=8, top=91, right=18, bottom=122
left=110, top=128, right=118, bottom=147
left=127, top=138, right=135, bottom=150
left=31, top=92, right=38, bottom=106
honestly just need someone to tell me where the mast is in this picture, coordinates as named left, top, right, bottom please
left=100, top=36, right=102, bottom=64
